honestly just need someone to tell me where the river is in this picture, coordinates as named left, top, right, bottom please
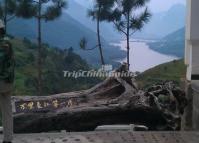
left=112, top=40, right=180, bottom=72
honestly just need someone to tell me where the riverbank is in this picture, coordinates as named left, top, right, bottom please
left=113, top=40, right=179, bottom=72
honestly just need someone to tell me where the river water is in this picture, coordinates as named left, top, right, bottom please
left=112, top=40, right=179, bottom=72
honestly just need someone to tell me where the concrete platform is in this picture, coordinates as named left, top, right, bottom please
left=0, top=131, right=199, bottom=143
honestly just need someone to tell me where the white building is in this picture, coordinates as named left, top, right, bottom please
left=185, top=0, right=199, bottom=130
left=185, top=0, right=199, bottom=81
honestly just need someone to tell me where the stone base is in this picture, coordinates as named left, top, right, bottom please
left=192, top=81, right=199, bottom=130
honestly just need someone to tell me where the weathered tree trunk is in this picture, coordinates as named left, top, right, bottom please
left=12, top=76, right=187, bottom=133
left=37, top=0, right=42, bottom=96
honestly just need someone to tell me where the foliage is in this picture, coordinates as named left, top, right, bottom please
left=87, top=0, right=119, bottom=65
left=0, top=0, right=17, bottom=32
left=15, top=0, right=67, bottom=95
left=113, top=0, right=151, bottom=34
left=88, top=0, right=116, bottom=22
left=0, top=0, right=17, bottom=18
left=16, top=0, right=66, bottom=20
left=15, top=0, right=37, bottom=18
left=12, top=38, right=101, bottom=96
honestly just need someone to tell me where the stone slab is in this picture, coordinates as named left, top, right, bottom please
left=0, top=131, right=198, bottom=143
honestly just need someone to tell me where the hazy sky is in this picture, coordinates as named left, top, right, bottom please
left=149, top=0, right=186, bottom=13
left=74, top=0, right=186, bottom=13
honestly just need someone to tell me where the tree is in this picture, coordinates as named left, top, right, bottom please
left=16, top=0, right=66, bottom=96
left=113, top=0, right=151, bottom=70
left=0, top=0, right=17, bottom=33
left=88, top=0, right=116, bottom=65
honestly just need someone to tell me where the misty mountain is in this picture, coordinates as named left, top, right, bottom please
left=6, top=1, right=185, bottom=66
left=72, top=1, right=186, bottom=40
left=66, top=0, right=121, bottom=41
left=7, top=10, right=125, bottom=66
left=149, top=27, right=185, bottom=57
left=134, top=4, right=186, bottom=39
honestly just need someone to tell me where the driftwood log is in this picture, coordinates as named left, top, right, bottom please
left=12, top=77, right=187, bottom=133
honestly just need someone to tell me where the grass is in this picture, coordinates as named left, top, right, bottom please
left=136, top=59, right=186, bottom=88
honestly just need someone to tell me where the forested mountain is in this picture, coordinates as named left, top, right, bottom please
left=12, top=37, right=101, bottom=96
left=6, top=1, right=125, bottom=66
left=149, top=27, right=185, bottom=57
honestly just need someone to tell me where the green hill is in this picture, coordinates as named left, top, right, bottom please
left=11, top=37, right=101, bottom=96
left=136, top=60, right=186, bottom=88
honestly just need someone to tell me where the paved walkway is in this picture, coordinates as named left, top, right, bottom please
left=0, top=131, right=199, bottom=143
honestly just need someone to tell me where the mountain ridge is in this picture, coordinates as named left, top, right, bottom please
left=148, top=27, right=185, bottom=57
left=134, top=3, right=186, bottom=39
left=6, top=1, right=125, bottom=66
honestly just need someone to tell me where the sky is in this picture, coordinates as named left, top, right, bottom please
left=149, top=0, right=186, bottom=13
left=74, top=0, right=186, bottom=13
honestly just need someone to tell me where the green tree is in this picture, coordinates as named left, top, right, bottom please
left=0, top=0, right=17, bottom=33
left=113, top=0, right=151, bottom=70
left=88, top=0, right=117, bottom=65
left=16, top=0, right=66, bottom=95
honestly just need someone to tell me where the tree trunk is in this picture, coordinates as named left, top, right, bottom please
left=126, top=12, right=130, bottom=71
left=37, top=1, right=42, bottom=96
left=3, top=0, right=7, bottom=34
left=126, top=33, right=130, bottom=70
left=97, top=7, right=105, bottom=65
left=12, top=74, right=187, bottom=133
